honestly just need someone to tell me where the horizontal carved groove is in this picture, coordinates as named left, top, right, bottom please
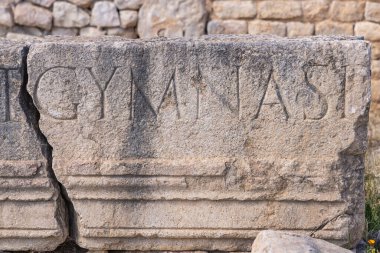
left=55, top=158, right=231, bottom=176
left=0, top=229, right=62, bottom=238
left=0, top=160, right=44, bottom=177
left=81, top=228, right=345, bottom=240
left=68, top=189, right=342, bottom=202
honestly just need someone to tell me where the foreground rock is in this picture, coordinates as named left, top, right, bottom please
left=25, top=35, right=369, bottom=251
left=251, top=230, right=352, bottom=253
left=0, top=40, right=68, bottom=250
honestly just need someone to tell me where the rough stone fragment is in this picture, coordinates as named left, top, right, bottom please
left=6, top=32, right=41, bottom=41
left=120, top=10, right=138, bottom=28
left=0, top=40, right=68, bottom=250
left=373, top=42, right=380, bottom=60
left=80, top=27, right=106, bottom=37
left=355, top=21, right=380, bottom=41
left=302, top=0, right=330, bottom=22
left=208, top=20, right=248, bottom=34
left=107, top=27, right=137, bottom=38
left=373, top=60, right=380, bottom=80
left=372, top=80, right=380, bottom=104
left=67, top=0, right=92, bottom=8
left=14, top=2, right=52, bottom=30
left=11, top=25, right=43, bottom=37
left=316, top=20, right=353, bottom=36
left=287, top=22, right=314, bottom=37
left=27, top=35, right=370, bottom=251
left=0, top=6, right=13, bottom=27
left=137, top=0, right=207, bottom=38
left=251, top=230, right=352, bottom=253
left=366, top=1, right=380, bottom=23
left=0, top=26, right=8, bottom=37
left=258, top=1, right=302, bottom=20
left=29, top=0, right=55, bottom=8
left=248, top=20, right=286, bottom=36
left=53, top=2, right=90, bottom=28
left=212, top=0, right=256, bottom=19
left=330, top=1, right=365, bottom=22
left=91, top=1, right=120, bottom=28
left=52, top=27, right=78, bottom=36
left=114, top=0, right=143, bottom=10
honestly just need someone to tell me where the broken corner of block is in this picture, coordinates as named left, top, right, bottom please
left=0, top=40, right=68, bottom=251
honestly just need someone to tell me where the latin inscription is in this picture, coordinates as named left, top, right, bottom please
left=0, top=68, right=19, bottom=123
left=33, top=63, right=347, bottom=122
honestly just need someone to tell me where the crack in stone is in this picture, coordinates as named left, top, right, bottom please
left=19, top=45, right=86, bottom=252
left=309, top=211, right=346, bottom=238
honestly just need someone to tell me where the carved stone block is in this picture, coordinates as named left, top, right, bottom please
left=0, top=40, right=68, bottom=251
left=26, top=35, right=370, bottom=251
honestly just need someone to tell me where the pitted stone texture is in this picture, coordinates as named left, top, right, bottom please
left=114, top=0, right=143, bottom=10
left=53, top=1, right=90, bottom=28
left=14, top=2, right=52, bottom=30
left=251, top=230, right=352, bottom=253
left=27, top=36, right=370, bottom=251
left=248, top=21, right=286, bottom=36
left=355, top=21, right=380, bottom=41
left=29, top=0, right=55, bottom=8
left=316, top=21, right=353, bottom=36
left=287, top=22, right=314, bottom=37
left=0, top=40, right=68, bottom=251
left=0, top=6, right=13, bottom=27
left=330, top=1, right=365, bottom=22
left=208, top=20, right=248, bottom=34
left=213, top=0, right=256, bottom=19
left=91, top=1, right=120, bottom=28
left=137, top=0, right=207, bottom=38
left=302, top=0, right=330, bottom=22
left=257, top=1, right=302, bottom=20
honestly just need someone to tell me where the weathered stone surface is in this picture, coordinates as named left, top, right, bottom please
left=0, top=6, right=13, bottom=28
left=287, top=22, right=314, bottom=38
left=137, top=0, right=207, bottom=38
left=0, top=40, right=68, bottom=250
left=366, top=1, right=380, bottom=23
left=29, top=0, right=55, bottom=8
left=316, top=21, right=353, bottom=36
left=355, top=21, right=380, bottom=41
left=330, top=1, right=365, bottom=22
left=208, top=20, right=248, bottom=34
left=258, top=1, right=302, bottom=20
left=373, top=42, right=380, bottom=60
left=91, top=1, right=120, bottom=28
left=114, top=0, right=143, bottom=10
left=213, top=0, right=256, bottom=19
left=302, top=0, right=330, bottom=22
left=14, top=2, right=52, bottom=30
left=373, top=60, right=380, bottom=80
left=11, top=25, right=43, bottom=37
left=6, top=32, right=40, bottom=41
left=79, top=27, right=106, bottom=37
left=26, top=35, right=370, bottom=251
left=53, top=2, right=90, bottom=28
left=120, top=10, right=138, bottom=28
left=52, top=27, right=79, bottom=36
left=67, top=0, right=92, bottom=8
left=248, top=20, right=286, bottom=36
left=107, top=27, right=137, bottom=38
left=251, top=230, right=352, bottom=253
